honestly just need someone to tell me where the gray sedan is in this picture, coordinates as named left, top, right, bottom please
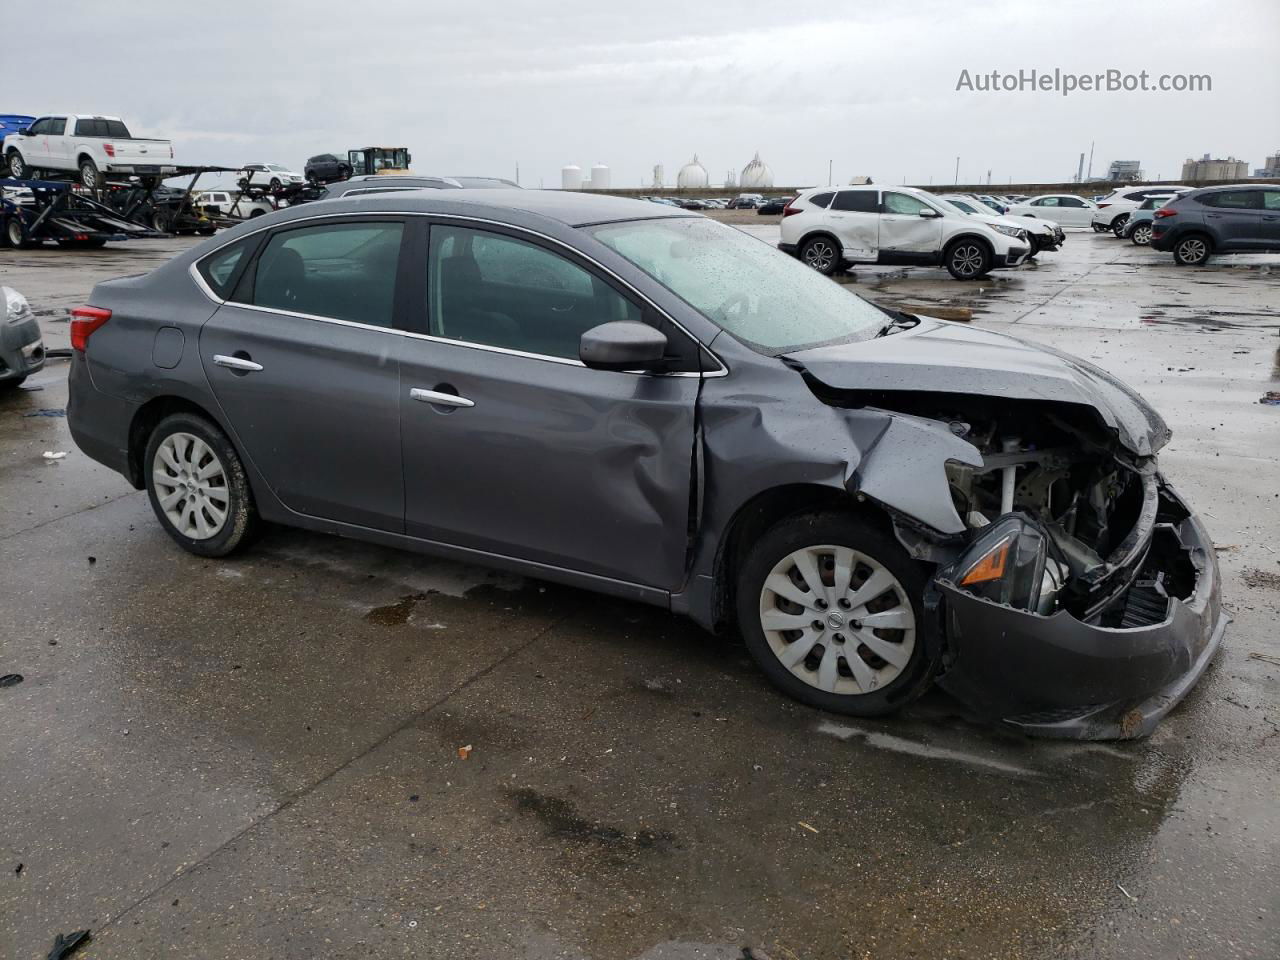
left=65, top=190, right=1224, bottom=739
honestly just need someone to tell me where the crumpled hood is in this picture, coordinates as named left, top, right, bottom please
left=787, top=320, right=1170, bottom=457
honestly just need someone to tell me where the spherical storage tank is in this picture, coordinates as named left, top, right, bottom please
left=590, top=163, right=611, bottom=190
left=677, top=154, right=709, bottom=189
left=740, top=152, right=773, bottom=189
left=561, top=164, right=583, bottom=190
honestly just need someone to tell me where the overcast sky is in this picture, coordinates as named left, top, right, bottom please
left=13, top=0, right=1279, bottom=189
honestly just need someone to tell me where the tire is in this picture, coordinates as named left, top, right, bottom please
left=248, top=208, right=267, bottom=218
left=1130, top=223, right=1152, bottom=246
left=1026, top=235, right=1041, bottom=258
left=79, top=157, right=101, bottom=189
left=800, top=236, right=840, bottom=276
left=1172, top=234, right=1212, bottom=266
left=6, top=218, right=27, bottom=248
left=151, top=210, right=172, bottom=233
left=1111, top=214, right=1129, bottom=237
left=944, top=238, right=991, bottom=280
left=269, top=177, right=281, bottom=190
left=144, top=413, right=258, bottom=558
left=736, top=511, right=937, bottom=717
left=1091, top=223, right=1107, bottom=233
left=7, top=150, right=27, bottom=179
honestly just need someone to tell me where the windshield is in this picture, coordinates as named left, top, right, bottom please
left=587, top=217, right=889, bottom=353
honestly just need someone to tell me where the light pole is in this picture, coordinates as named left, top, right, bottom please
left=954, top=156, right=960, bottom=185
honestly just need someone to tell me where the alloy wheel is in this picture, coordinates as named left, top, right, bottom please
left=803, top=239, right=835, bottom=272
left=950, top=243, right=985, bottom=277
left=758, top=544, right=916, bottom=696
left=152, top=432, right=230, bottom=540
left=1177, top=237, right=1208, bottom=264
left=81, top=163, right=97, bottom=189
left=1132, top=224, right=1152, bottom=245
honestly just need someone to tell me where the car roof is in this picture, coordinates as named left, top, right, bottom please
left=289, top=188, right=695, bottom=228
left=69, top=114, right=124, bottom=120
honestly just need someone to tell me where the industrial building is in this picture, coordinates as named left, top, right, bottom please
left=1106, top=160, right=1143, bottom=181
left=1181, top=154, right=1249, bottom=181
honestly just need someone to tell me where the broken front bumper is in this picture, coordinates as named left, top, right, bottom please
left=932, top=479, right=1225, bottom=740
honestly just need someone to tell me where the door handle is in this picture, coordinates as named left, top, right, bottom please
left=213, top=354, right=263, bottom=372
left=410, top=387, right=474, bottom=408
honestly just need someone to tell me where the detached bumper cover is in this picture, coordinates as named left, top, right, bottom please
left=0, top=311, right=45, bottom=381
left=934, top=480, right=1225, bottom=739
left=1004, top=245, right=1029, bottom=266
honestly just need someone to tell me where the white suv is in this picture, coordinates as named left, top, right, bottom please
left=779, top=185, right=1030, bottom=280
left=1090, top=185, right=1191, bottom=235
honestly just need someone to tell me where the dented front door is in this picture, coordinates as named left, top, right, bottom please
left=398, top=337, right=698, bottom=590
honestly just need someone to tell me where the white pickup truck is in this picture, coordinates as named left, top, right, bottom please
left=3, top=115, right=176, bottom=188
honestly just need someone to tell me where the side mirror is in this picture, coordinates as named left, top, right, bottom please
left=580, top=321, right=668, bottom=372
left=918, top=207, right=941, bottom=217
left=17, top=127, right=31, bottom=136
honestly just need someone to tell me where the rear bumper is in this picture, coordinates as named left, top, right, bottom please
left=105, top=163, right=178, bottom=175
left=933, top=479, right=1225, bottom=739
left=67, top=353, right=139, bottom=482
left=0, top=313, right=44, bottom=382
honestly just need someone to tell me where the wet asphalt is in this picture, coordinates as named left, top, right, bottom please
left=1, top=227, right=1278, bottom=960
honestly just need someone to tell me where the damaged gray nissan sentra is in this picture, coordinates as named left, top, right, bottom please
left=65, top=190, right=1225, bottom=739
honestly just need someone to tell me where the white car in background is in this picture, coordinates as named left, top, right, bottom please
left=779, top=184, right=1030, bottom=280
left=195, top=190, right=275, bottom=219
left=1089, top=185, right=1192, bottom=235
left=238, top=163, right=305, bottom=189
left=1004, top=194, right=1099, bottom=228
left=938, top=194, right=1064, bottom=256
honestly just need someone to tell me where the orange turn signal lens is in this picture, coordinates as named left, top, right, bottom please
left=959, top=539, right=1011, bottom=586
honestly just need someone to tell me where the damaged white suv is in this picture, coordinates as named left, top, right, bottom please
left=779, top=185, right=1030, bottom=279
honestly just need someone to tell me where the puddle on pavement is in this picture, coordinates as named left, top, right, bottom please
left=509, top=788, right=676, bottom=852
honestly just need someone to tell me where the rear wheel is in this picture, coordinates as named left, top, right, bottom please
left=1091, top=223, right=1107, bottom=233
left=945, top=238, right=991, bottom=280
left=144, top=413, right=259, bottom=557
left=1111, top=214, right=1130, bottom=237
left=269, top=177, right=281, bottom=190
left=736, top=511, right=936, bottom=717
left=800, top=236, right=840, bottom=276
left=1130, top=223, right=1152, bottom=246
left=1173, top=234, right=1211, bottom=266
left=151, top=209, right=173, bottom=233
left=6, top=218, right=28, bottom=248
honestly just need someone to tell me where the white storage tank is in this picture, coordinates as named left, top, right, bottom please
left=561, top=164, right=583, bottom=190
left=590, top=163, right=611, bottom=190
left=677, top=154, right=709, bottom=189
left=740, top=152, right=774, bottom=189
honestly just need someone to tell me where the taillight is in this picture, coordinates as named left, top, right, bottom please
left=70, top=306, right=111, bottom=352
left=103, top=143, right=115, bottom=157
left=782, top=201, right=802, bottom=217
left=1154, top=208, right=1177, bottom=218
left=1097, top=202, right=1111, bottom=208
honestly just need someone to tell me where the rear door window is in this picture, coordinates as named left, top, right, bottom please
left=1202, top=190, right=1261, bottom=209
left=1058, top=197, right=1087, bottom=208
left=1262, top=192, right=1280, bottom=211
left=249, top=220, right=405, bottom=326
left=831, top=190, right=878, bottom=212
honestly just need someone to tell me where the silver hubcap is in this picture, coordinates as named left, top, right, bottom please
left=759, top=544, right=916, bottom=696
left=804, top=240, right=835, bottom=271
left=1134, top=226, right=1151, bottom=244
left=1180, top=239, right=1206, bottom=262
left=152, top=432, right=230, bottom=540
left=951, top=244, right=984, bottom=276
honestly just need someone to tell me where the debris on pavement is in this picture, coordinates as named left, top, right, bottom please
left=14, top=863, right=23, bottom=876
left=457, top=744, right=473, bottom=760
left=41, top=451, right=67, bottom=461
left=22, top=408, right=66, bottom=418
left=1116, top=882, right=1138, bottom=902
left=1261, top=392, right=1280, bottom=406
left=46, top=930, right=91, bottom=960
left=0, top=674, right=24, bottom=688
left=798, top=821, right=819, bottom=834
left=1248, top=652, right=1280, bottom=667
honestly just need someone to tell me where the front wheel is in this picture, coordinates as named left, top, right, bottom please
left=79, top=158, right=101, bottom=189
left=945, top=239, right=991, bottom=280
left=800, top=236, right=840, bottom=276
left=1173, top=234, right=1211, bottom=266
left=736, top=511, right=936, bottom=717
left=269, top=177, right=281, bottom=190
left=1130, top=223, right=1152, bottom=246
left=144, top=413, right=259, bottom=557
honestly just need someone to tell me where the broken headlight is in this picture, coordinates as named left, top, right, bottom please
left=953, top=515, right=1067, bottom=614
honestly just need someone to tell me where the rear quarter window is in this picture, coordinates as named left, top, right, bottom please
left=196, top=238, right=256, bottom=299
